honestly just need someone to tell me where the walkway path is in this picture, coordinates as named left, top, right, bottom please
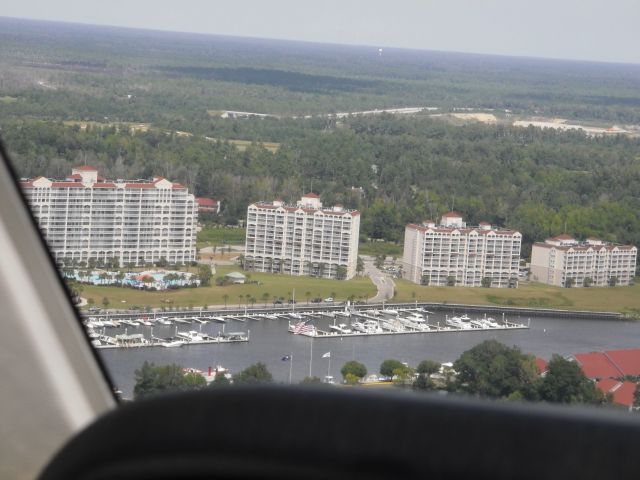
left=362, top=256, right=396, bottom=303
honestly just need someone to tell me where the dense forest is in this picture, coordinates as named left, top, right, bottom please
left=4, top=116, right=640, bottom=256
left=1, top=18, right=639, bottom=259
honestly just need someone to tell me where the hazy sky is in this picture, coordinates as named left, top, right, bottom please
left=1, top=0, right=639, bottom=64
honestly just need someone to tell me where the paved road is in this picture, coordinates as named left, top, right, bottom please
left=198, top=245, right=243, bottom=265
left=362, top=255, right=396, bottom=303
left=197, top=250, right=395, bottom=302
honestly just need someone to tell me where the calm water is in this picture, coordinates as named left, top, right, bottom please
left=99, top=312, right=640, bottom=397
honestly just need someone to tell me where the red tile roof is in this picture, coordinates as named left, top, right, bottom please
left=125, top=183, right=155, bottom=189
left=196, top=197, right=217, bottom=207
left=551, top=234, right=574, bottom=240
left=596, top=379, right=636, bottom=407
left=51, top=182, right=85, bottom=188
left=172, top=183, right=186, bottom=189
left=442, top=211, right=462, bottom=218
left=574, top=352, right=623, bottom=379
left=535, top=242, right=636, bottom=252
left=67, top=174, right=83, bottom=180
left=73, top=165, right=97, bottom=171
left=302, top=192, right=319, bottom=198
left=406, top=223, right=518, bottom=236
left=92, top=183, right=116, bottom=188
left=535, top=357, right=548, bottom=374
left=604, top=349, right=640, bottom=376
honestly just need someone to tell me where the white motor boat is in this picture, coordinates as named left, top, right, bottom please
left=350, top=321, right=368, bottom=333
left=176, top=331, right=204, bottom=342
left=329, top=323, right=352, bottom=335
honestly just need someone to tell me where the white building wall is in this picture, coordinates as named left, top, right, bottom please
left=402, top=220, right=521, bottom=288
left=21, top=173, right=197, bottom=266
left=245, top=198, right=360, bottom=279
left=531, top=239, right=637, bottom=287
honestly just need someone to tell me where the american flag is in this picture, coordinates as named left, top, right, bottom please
left=292, top=320, right=315, bottom=334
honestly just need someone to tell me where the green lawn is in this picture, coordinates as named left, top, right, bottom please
left=393, top=279, right=640, bottom=314
left=81, top=265, right=376, bottom=310
left=197, top=226, right=246, bottom=249
left=358, top=241, right=403, bottom=258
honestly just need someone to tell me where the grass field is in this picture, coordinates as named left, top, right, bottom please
left=197, top=226, right=246, bottom=248
left=358, top=241, right=403, bottom=258
left=62, top=120, right=151, bottom=133
left=80, top=265, right=376, bottom=310
left=206, top=137, right=280, bottom=153
left=0, top=95, right=18, bottom=103
left=393, top=279, right=640, bottom=314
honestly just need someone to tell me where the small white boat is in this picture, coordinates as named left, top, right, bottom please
left=351, top=321, right=368, bottom=333
left=176, top=331, right=204, bottom=342
left=380, top=319, right=404, bottom=332
left=161, top=340, right=184, bottom=348
left=329, top=323, right=352, bottom=335
left=361, top=319, right=382, bottom=333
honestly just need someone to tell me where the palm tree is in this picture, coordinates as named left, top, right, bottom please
left=222, top=294, right=229, bottom=309
left=262, top=292, right=270, bottom=307
left=330, top=291, right=336, bottom=303
left=98, top=272, right=110, bottom=285
left=238, top=295, right=243, bottom=308
left=305, top=291, right=311, bottom=304
left=356, top=256, right=364, bottom=276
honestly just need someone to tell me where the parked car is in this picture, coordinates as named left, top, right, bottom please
left=324, top=297, right=334, bottom=303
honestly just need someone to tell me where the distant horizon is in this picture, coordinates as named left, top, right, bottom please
left=1, top=1, right=639, bottom=68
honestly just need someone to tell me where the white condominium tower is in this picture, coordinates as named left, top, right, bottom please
left=531, top=235, right=637, bottom=287
left=20, top=166, right=197, bottom=266
left=402, top=212, right=522, bottom=287
left=245, top=194, right=360, bottom=279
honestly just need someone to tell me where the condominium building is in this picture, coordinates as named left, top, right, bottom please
left=402, top=212, right=522, bottom=287
left=530, top=235, right=637, bottom=287
left=245, top=194, right=360, bottom=279
left=20, top=166, right=197, bottom=266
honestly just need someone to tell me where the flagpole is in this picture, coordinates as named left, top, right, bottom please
left=289, top=353, right=293, bottom=385
left=327, top=355, right=331, bottom=379
left=309, top=339, right=313, bottom=377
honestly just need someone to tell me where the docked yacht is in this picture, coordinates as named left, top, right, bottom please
left=176, top=331, right=205, bottom=342
left=329, top=323, right=352, bottom=335
left=380, top=318, right=404, bottom=332
left=351, top=321, right=368, bottom=333
left=363, top=319, right=384, bottom=334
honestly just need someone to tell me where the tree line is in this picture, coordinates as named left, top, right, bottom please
left=133, top=340, right=640, bottom=409
left=5, top=116, right=639, bottom=258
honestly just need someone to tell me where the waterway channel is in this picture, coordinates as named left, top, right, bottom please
left=99, top=311, right=640, bottom=398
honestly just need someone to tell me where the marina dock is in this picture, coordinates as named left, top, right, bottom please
left=287, top=307, right=529, bottom=338
left=83, top=303, right=531, bottom=349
